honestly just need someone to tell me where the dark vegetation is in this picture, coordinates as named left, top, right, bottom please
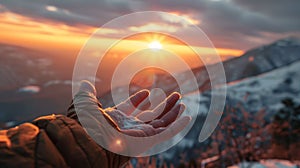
left=124, top=98, right=300, bottom=168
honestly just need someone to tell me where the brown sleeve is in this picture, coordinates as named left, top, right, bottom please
left=0, top=122, right=67, bottom=168
left=33, top=115, right=129, bottom=168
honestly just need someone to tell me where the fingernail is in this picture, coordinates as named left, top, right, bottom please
left=140, top=89, right=150, bottom=96
left=171, top=92, right=181, bottom=99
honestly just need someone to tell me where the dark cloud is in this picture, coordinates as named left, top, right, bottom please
left=174, top=0, right=300, bottom=49
left=0, top=0, right=135, bottom=26
left=232, top=0, right=300, bottom=18
left=231, top=0, right=300, bottom=32
left=145, top=0, right=300, bottom=49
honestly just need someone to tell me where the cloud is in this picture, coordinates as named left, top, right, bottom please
left=142, top=0, right=300, bottom=49
left=129, top=23, right=178, bottom=33
left=231, top=0, right=300, bottom=32
left=0, top=0, right=135, bottom=27
left=1, top=0, right=300, bottom=51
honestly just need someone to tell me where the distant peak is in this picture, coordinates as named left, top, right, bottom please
left=272, top=36, right=300, bottom=46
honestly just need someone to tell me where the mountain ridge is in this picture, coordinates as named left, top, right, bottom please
left=99, top=37, right=300, bottom=107
left=155, top=37, right=300, bottom=94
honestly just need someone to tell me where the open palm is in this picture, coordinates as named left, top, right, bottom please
left=73, top=81, right=191, bottom=156
left=106, top=88, right=186, bottom=137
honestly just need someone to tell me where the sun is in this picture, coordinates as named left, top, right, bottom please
left=148, top=41, right=162, bottom=50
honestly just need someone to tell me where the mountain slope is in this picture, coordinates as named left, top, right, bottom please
left=162, top=54, right=300, bottom=167
left=153, top=37, right=300, bottom=94
left=100, top=37, right=300, bottom=108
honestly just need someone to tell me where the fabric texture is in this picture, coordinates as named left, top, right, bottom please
left=0, top=105, right=129, bottom=168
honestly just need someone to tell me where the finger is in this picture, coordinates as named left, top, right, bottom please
left=135, top=110, right=154, bottom=122
left=121, top=129, right=147, bottom=137
left=76, top=81, right=109, bottom=117
left=128, top=89, right=150, bottom=107
left=121, top=125, right=156, bottom=137
left=130, top=97, right=151, bottom=116
left=140, top=92, right=181, bottom=122
left=177, top=105, right=185, bottom=118
left=154, top=127, right=166, bottom=134
left=68, top=81, right=103, bottom=122
left=115, top=89, right=150, bottom=115
left=131, top=89, right=165, bottom=117
left=148, top=89, right=168, bottom=110
left=137, top=103, right=185, bottom=123
left=161, top=103, right=185, bottom=126
left=74, top=81, right=120, bottom=130
left=149, top=103, right=185, bottom=128
left=155, top=92, right=181, bottom=119
left=154, top=116, right=191, bottom=142
left=79, top=80, right=97, bottom=96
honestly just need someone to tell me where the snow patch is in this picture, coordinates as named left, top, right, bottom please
left=18, top=85, right=40, bottom=93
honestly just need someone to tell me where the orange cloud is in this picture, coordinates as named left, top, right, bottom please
left=0, top=11, right=243, bottom=61
left=0, top=12, right=94, bottom=54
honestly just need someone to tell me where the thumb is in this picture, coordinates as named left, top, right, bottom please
left=78, top=80, right=97, bottom=96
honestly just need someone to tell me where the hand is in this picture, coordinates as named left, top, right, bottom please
left=73, top=80, right=191, bottom=156
left=106, top=88, right=187, bottom=137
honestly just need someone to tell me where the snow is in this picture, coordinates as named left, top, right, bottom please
left=44, top=78, right=100, bottom=87
left=105, top=108, right=146, bottom=130
left=182, top=93, right=207, bottom=115
left=177, top=138, right=196, bottom=148
left=229, top=159, right=300, bottom=168
left=161, top=60, right=300, bottom=163
left=201, top=156, right=219, bottom=168
left=223, top=60, right=300, bottom=114
left=18, top=85, right=40, bottom=93
left=5, top=121, right=16, bottom=128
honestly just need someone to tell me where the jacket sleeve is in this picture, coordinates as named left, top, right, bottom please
left=0, top=122, right=68, bottom=168
left=0, top=114, right=129, bottom=168
left=33, top=115, right=130, bottom=168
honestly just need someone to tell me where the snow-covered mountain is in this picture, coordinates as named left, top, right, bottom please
left=172, top=56, right=300, bottom=149
left=157, top=42, right=300, bottom=166
left=152, top=37, right=300, bottom=94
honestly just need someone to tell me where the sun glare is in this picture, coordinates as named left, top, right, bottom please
left=148, top=41, right=162, bottom=50
left=116, top=140, right=121, bottom=145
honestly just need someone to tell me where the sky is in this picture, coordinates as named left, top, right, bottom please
left=0, top=0, right=300, bottom=59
